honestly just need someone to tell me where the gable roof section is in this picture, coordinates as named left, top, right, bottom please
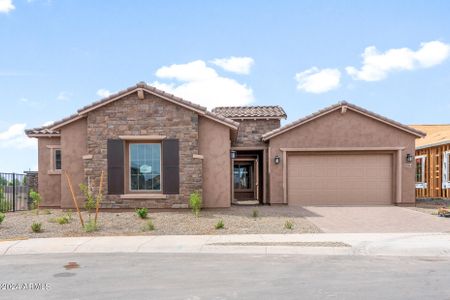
left=262, top=101, right=426, bottom=141
left=25, top=82, right=239, bottom=137
left=409, top=124, right=450, bottom=149
left=212, top=105, right=287, bottom=119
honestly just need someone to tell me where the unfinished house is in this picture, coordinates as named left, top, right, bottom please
left=411, top=125, right=450, bottom=198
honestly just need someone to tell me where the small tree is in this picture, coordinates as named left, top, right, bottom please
left=189, top=191, right=202, bottom=217
left=79, top=183, right=96, bottom=221
left=29, top=189, right=42, bottom=215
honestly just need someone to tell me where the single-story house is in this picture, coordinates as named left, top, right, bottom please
left=410, top=124, right=450, bottom=198
left=25, top=82, right=425, bottom=209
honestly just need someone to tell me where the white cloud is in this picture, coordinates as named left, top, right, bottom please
left=346, top=41, right=450, bottom=81
left=42, top=121, right=54, bottom=127
left=151, top=60, right=254, bottom=109
left=295, top=67, right=341, bottom=93
left=156, top=60, right=218, bottom=82
left=96, top=88, right=112, bottom=98
left=0, top=0, right=15, bottom=13
left=210, top=56, right=254, bottom=74
left=0, top=124, right=36, bottom=149
left=57, top=91, right=71, bottom=101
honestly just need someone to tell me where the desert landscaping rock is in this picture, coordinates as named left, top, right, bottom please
left=0, top=206, right=320, bottom=239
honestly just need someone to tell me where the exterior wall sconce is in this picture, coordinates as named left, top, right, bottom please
left=274, top=155, right=281, bottom=165
left=406, top=153, right=413, bottom=163
left=230, top=150, right=237, bottom=159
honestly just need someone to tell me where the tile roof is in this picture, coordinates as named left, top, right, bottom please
left=212, top=106, right=287, bottom=119
left=262, top=101, right=426, bottom=140
left=24, top=127, right=60, bottom=136
left=25, top=82, right=239, bottom=137
left=409, top=124, right=450, bottom=149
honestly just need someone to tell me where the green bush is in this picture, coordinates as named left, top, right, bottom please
left=284, top=220, right=294, bottom=230
left=31, top=222, right=42, bottom=233
left=56, top=216, right=70, bottom=225
left=252, top=209, right=259, bottom=219
left=143, top=219, right=155, bottom=231
left=84, top=220, right=98, bottom=233
left=136, top=208, right=149, bottom=219
left=0, top=212, right=5, bottom=225
left=215, top=219, right=225, bottom=230
left=0, top=199, right=11, bottom=213
left=29, top=190, right=42, bottom=213
left=189, top=191, right=202, bottom=217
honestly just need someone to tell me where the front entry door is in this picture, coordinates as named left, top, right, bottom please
left=233, top=159, right=258, bottom=201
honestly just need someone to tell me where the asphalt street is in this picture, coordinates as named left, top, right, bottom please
left=0, top=253, right=449, bottom=300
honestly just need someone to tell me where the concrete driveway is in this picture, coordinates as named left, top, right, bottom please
left=302, top=206, right=450, bottom=233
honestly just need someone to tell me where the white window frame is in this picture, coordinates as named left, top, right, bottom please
left=415, top=155, right=427, bottom=189
left=442, top=151, right=450, bottom=189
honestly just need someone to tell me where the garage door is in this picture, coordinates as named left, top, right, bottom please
left=287, top=153, right=393, bottom=205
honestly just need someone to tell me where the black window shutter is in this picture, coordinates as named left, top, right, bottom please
left=162, top=139, right=180, bottom=194
left=107, top=139, right=124, bottom=195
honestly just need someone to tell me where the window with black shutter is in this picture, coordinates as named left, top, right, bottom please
left=107, top=139, right=125, bottom=194
left=162, top=139, right=180, bottom=194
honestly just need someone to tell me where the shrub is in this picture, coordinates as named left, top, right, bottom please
left=56, top=216, right=70, bottom=225
left=65, top=210, right=73, bottom=221
left=143, top=220, right=155, bottom=231
left=252, top=209, right=259, bottom=219
left=136, top=208, right=149, bottom=219
left=0, top=186, right=9, bottom=213
left=215, top=219, right=225, bottom=230
left=189, top=191, right=202, bottom=217
left=284, top=220, right=294, bottom=230
left=0, top=199, right=11, bottom=213
left=84, top=220, right=98, bottom=233
left=29, top=190, right=42, bottom=214
left=31, top=222, right=42, bottom=233
left=0, top=212, right=5, bottom=225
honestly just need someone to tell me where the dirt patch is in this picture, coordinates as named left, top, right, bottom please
left=0, top=206, right=320, bottom=239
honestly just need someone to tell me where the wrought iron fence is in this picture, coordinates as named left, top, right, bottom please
left=0, top=173, right=30, bottom=212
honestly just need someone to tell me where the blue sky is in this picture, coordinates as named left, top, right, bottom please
left=1, top=0, right=450, bottom=172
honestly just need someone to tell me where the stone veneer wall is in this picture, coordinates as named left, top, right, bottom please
left=83, top=92, right=202, bottom=209
left=232, top=119, right=280, bottom=147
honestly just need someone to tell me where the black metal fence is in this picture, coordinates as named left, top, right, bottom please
left=0, top=173, right=30, bottom=212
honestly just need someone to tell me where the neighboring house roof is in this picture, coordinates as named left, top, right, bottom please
left=409, top=124, right=450, bottom=149
left=262, top=101, right=426, bottom=141
left=212, top=106, right=287, bottom=119
left=25, top=82, right=239, bottom=137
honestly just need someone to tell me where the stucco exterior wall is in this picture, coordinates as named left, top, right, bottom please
left=60, top=118, right=87, bottom=209
left=233, top=119, right=280, bottom=147
left=199, top=116, right=231, bottom=208
left=268, top=109, right=416, bottom=205
left=84, top=92, right=202, bottom=209
left=37, top=137, right=61, bottom=207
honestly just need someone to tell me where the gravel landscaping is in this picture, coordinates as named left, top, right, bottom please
left=0, top=206, right=320, bottom=239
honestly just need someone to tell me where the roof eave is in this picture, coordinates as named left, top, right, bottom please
left=262, top=102, right=426, bottom=141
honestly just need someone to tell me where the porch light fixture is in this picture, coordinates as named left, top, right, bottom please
left=274, top=155, right=281, bottom=165
left=230, top=150, right=237, bottom=159
left=406, top=153, right=413, bottom=163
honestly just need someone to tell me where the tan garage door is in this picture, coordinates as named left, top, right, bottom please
left=287, top=153, right=393, bottom=205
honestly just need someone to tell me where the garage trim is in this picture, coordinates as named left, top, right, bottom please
left=280, top=147, right=404, bottom=204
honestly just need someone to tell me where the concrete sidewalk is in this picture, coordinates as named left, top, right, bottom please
left=1, top=233, right=450, bottom=257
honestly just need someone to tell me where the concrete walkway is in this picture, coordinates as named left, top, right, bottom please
left=1, top=233, right=450, bottom=257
